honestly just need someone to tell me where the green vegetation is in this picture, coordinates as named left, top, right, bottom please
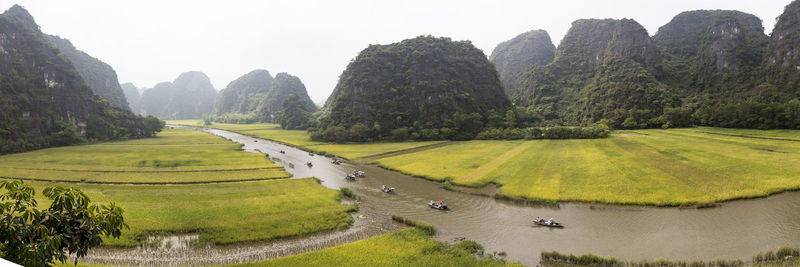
left=0, top=127, right=355, bottom=248
left=489, top=29, right=555, bottom=95
left=47, top=34, right=130, bottom=110
left=507, top=2, right=800, bottom=130
left=391, top=215, right=436, bottom=236
left=214, top=69, right=273, bottom=118
left=229, top=228, right=520, bottom=267
left=541, top=247, right=800, bottom=266
left=0, top=180, right=126, bottom=266
left=0, top=128, right=288, bottom=183
left=211, top=71, right=316, bottom=128
left=375, top=127, right=800, bottom=206
left=316, top=35, right=511, bottom=141
left=308, top=141, right=444, bottom=160
left=0, top=6, right=163, bottom=154
left=19, top=178, right=355, bottom=247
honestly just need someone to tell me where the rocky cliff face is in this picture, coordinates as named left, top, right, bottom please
left=258, top=72, right=316, bottom=120
left=121, top=82, right=140, bottom=113
left=515, top=19, right=669, bottom=127
left=654, top=10, right=768, bottom=94
left=322, top=35, right=510, bottom=139
left=214, top=69, right=273, bottom=115
left=489, top=30, right=555, bottom=95
left=47, top=35, right=130, bottom=110
left=139, top=71, right=217, bottom=119
left=0, top=5, right=155, bottom=153
left=554, top=19, right=660, bottom=73
left=768, top=0, right=800, bottom=68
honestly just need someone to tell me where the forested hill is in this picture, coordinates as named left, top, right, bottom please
left=489, top=29, right=554, bottom=96
left=47, top=34, right=130, bottom=110
left=0, top=5, right=161, bottom=154
left=214, top=69, right=273, bottom=116
left=259, top=72, right=317, bottom=120
left=139, top=71, right=217, bottom=120
left=513, top=19, right=672, bottom=129
left=318, top=35, right=511, bottom=141
left=505, top=0, right=800, bottom=129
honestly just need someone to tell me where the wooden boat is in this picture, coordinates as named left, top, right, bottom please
left=428, top=203, right=449, bottom=210
left=345, top=174, right=356, bottom=181
left=533, top=220, right=564, bottom=228
left=381, top=187, right=395, bottom=194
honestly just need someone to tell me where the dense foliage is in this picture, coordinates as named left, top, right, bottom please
left=0, top=5, right=164, bottom=154
left=48, top=34, right=130, bottom=110
left=489, top=29, right=555, bottom=95
left=507, top=3, right=800, bottom=130
left=209, top=71, right=316, bottom=127
left=139, top=71, right=217, bottom=120
left=0, top=180, right=126, bottom=266
left=316, top=35, right=511, bottom=141
left=214, top=69, right=273, bottom=116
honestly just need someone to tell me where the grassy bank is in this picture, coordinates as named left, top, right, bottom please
left=21, top=178, right=355, bottom=247
left=374, top=128, right=800, bottom=206
left=168, top=120, right=447, bottom=160
left=540, top=247, right=800, bottom=266
left=228, top=227, right=521, bottom=267
left=0, top=128, right=289, bottom=183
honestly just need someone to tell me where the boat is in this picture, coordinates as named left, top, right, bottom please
left=332, top=159, right=342, bottom=165
left=381, top=186, right=395, bottom=194
left=354, top=170, right=365, bottom=177
left=345, top=174, right=356, bottom=181
left=306, top=162, right=313, bottom=167
left=533, top=219, right=564, bottom=228
left=279, top=150, right=286, bottom=154
left=428, top=201, right=449, bottom=210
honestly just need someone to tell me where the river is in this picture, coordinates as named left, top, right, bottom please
left=85, top=126, right=800, bottom=266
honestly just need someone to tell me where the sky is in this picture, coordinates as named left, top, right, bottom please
left=1, top=0, right=793, bottom=103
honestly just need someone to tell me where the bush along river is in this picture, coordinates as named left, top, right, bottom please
left=84, top=126, right=800, bottom=266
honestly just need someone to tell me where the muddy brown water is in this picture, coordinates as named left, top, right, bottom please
left=86, top=126, right=800, bottom=266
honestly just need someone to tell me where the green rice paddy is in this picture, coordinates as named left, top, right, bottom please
left=229, top=227, right=521, bottom=267
left=26, top=178, right=355, bottom=246
left=374, top=128, right=800, bottom=206
left=0, top=127, right=355, bottom=247
left=0, top=128, right=288, bottom=183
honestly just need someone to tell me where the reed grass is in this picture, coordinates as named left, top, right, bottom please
left=228, top=228, right=521, bottom=267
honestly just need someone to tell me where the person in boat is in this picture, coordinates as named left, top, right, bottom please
left=382, top=185, right=387, bottom=191
left=429, top=200, right=435, bottom=206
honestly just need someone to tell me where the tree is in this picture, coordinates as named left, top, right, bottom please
left=0, top=180, right=127, bottom=266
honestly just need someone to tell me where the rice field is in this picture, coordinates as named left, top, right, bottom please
left=1, top=127, right=356, bottom=247
left=229, top=227, right=521, bottom=267
left=168, top=120, right=447, bottom=160
left=24, top=178, right=355, bottom=247
left=374, top=128, right=800, bottom=206
left=0, top=128, right=289, bottom=183
left=168, top=120, right=323, bottom=146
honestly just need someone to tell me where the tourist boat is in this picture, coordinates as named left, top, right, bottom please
left=533, top=220, right=564, bottom=228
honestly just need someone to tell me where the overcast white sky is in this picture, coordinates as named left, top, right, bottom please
left=1, top=0, right=793, bottom=103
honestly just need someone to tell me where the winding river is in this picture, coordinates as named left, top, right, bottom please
left=85, top=126, right=800, bottom=266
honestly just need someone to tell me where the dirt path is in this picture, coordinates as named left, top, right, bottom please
left=354, top=141, right=462, bottom=164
